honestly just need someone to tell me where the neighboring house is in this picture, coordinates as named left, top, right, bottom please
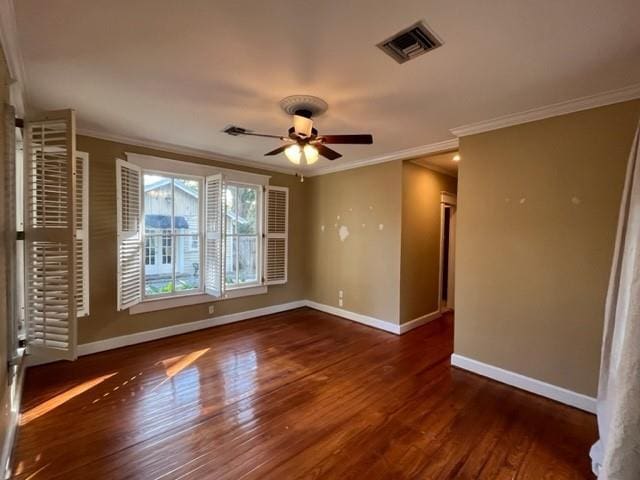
left=143, top=179, right=200, bottom=279
left=143, top=179, right=253, bottom=284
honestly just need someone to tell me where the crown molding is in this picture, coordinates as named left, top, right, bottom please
left=305, top=138, right=459, bottom=177
left=450, top=82, right=640, bottom=137
left=77, top=128, right=299, bottom=176
left=0, top=0, right=27, bottom=116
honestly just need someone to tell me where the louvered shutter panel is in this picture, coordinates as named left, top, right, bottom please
left=4, top=103, right=19, bottom=359
left=264, top=186, right=288, bottom=285
left=24, top=109, right=78, bottom=361
left=116, top=159, right=142, bottom=310
left=204, top=174, right=224, bottom=297
left=75, top=152, right=89, bottom=316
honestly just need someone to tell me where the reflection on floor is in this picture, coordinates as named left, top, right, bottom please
left=12, top=307, right=596, bottom=479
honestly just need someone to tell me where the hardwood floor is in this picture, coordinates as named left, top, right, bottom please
left=12, top=308, right=596, bottom=479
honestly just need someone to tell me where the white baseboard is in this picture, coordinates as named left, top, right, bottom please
left=76, top=300, right=306, bottom=356
left=450, top=354, right=597, bottom=414
left=29, top=300, right=443, bottom=366
left=2, top=356, right=25, bottom=479
left=305, top=300, right=401, bottom=334
left=399, top=310, right=442, bottom=334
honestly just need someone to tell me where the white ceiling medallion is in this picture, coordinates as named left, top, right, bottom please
left=279, top=95, right=328, bottom=117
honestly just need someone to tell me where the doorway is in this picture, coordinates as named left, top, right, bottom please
left=439, top=192, right=456, bottom=311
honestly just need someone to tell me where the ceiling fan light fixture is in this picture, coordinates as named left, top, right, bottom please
left=284, top=144, right=302, bottom=164
left=303, top=144, right=319, bottom=165
left=293, top=114, right=313, bottom=137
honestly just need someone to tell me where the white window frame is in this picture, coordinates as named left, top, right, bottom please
left=224, top=181, right=263, bottom=290
left=125, top=153, right=270, bottom=313
left=141, top=169, right=205, bottom=301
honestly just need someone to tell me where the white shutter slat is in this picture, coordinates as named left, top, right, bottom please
left=24, top=109, right=78, bottom=361
left=205, top=174, right=224, bottom=297
left=75, top=152, right=90, bottom=316
left=264, top=186, right=288, bottom=285
left=116, top=159, right=142, bottom=310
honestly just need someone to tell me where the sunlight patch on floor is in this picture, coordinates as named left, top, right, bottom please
left=20, top=373, right=117, bottom=425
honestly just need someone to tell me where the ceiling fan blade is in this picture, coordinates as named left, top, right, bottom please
left=319, top=134, right=373, bottom=144
left=316, top=143, right=342, bottom=161
left=223, top=125, right=285, bottom=140
left=264, top=145, right=288, bottom=156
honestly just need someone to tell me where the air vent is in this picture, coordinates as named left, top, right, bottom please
left=377, top=21, right=442, bottom=64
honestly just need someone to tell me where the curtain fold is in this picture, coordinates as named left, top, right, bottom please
left=590, top=123, right=640, bottom=479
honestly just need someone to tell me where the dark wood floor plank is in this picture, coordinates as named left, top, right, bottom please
left=11, top=308, right=596, bottom=479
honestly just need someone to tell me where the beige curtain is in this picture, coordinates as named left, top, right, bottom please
left=590, top=123, right=640, bottom=478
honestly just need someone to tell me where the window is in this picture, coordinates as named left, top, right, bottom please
left=142, top=173, right=202, bottom=297
left=161, top=234, right=172, bottom=264
left=144, top=237, right=156, bottom=265
left=225, top=184, right=260, bottom=288
left=116, top=153, right=289, bottom=312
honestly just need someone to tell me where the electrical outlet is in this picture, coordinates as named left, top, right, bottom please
left=208, top=305, right=215, bottom=314
left=338, top=298, right=343, bottom=307
left=338, top=290, right=343, bottom=299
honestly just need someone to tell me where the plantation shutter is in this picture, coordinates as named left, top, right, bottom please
left=116, top=159, right=142, bottom=310
left=75, top=152, right=90, bottom=316
left=204, top=174, right=224, bottom=297
left=263, top=186, right=288, bottom=285
left=24, top=109, right=78, bottom=361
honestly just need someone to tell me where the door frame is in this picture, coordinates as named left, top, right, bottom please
left=438, top=192, right=457, bottom=311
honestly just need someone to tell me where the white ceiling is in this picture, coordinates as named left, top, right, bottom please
left=14, top=0, right=640, bottom=173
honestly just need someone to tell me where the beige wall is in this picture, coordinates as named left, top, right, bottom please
left=455, top=100, right=640, bottom=396
left=77, top=135, right=307, bottom=344
left=400, top=161, right=457, bottom=324
left=305, top=161, right=403, bottom=323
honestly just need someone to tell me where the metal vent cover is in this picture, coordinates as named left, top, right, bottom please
left=377, top=21, right=442, bottom=64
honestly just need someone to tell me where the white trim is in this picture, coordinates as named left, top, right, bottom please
left=77, top=300, right=306, bottom=356
left=2, top=355, right=25, bottom=480
left=450, top=354, right=597, bottom=414
left=305, top=300, right=401, bottom=334
left=450, top=82, right=640, bottom=137
left=306, top=138, right=459, bottom=177
left=26, top=300, right=448, bottom=366
left=130, top=293, right=215, bottom=314
left=129, top=286, right=269, bottom=314
left=399, top=310, right=442, bottom=334
left=78, top=129, right=297, bottom=176
left=126, top=152, right=270, bottom=185
left=0, top=0, right=26, bottom=116
left=223, top=285, right=267, bottom=299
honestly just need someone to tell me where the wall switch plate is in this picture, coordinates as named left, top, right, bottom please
left=208, top=305, right=215, bottom=314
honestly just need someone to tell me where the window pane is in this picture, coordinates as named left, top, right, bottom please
left=225, top=236, right=237, bottom=285
left=175, top=235, right=201, bottom=292
left=174, top=178, right=200, bottom=235
left=225, top=185, right=237, bottom=234
left=144, top=234, right=173, bottom=296
left=238, top=236, right=257, bottom=284
left=237, top=187, right=257, bottom=234
left=144, top=174, right=173, bottom=235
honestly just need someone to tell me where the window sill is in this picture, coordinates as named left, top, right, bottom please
left=130, top=293, right=214, bottom=314
left=128, top=286, right=268, bottom=314
left=223, top=285, right=267, bottom=299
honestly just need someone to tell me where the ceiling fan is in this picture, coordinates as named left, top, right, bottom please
left=223, top=95, right=373, bottom=166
